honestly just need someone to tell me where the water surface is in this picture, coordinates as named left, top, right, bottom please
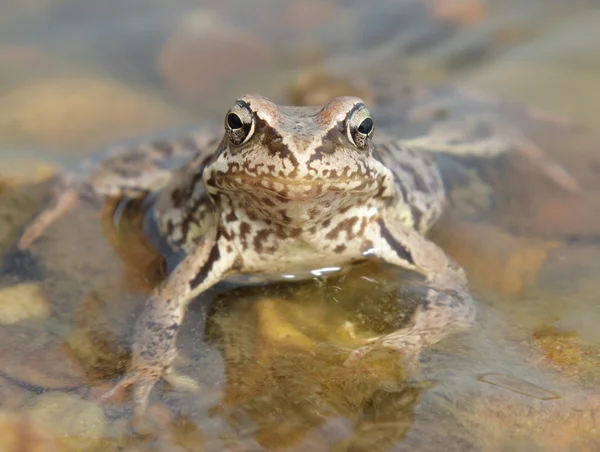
left=1, top=1, right=600, bottom=450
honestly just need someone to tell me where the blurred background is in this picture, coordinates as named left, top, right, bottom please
left=1, top=1, right=600, bottom=451
left=1, top=0, right=599, bottom=154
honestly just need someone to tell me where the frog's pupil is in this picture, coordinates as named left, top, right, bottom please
left=227, top=113, right=243, bottom=130
left=357, top=117, right=373, bottom=134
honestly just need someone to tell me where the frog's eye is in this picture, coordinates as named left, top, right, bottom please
left=225, top=102, right=255, bottom=145
left=227, top=112, right=243, bottom=130
left=346, top=105, right=375, bottom=149
left=357, top=117, right=374, bottom=135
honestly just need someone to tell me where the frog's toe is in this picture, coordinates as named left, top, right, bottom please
left=343, top=343, right=376, bottom=367
left=98, top=365, right=199, bottom=422
left=97, top=369, right=161, bottom=422
left=519, top=144, right=581, bottom=194
left=163, top=368, right=200, bottom=392
left=97, top=372, right=135, bottom=404
left=343, top=332, right=421, bottom=369
left=18, top=187, right=80, bottom=249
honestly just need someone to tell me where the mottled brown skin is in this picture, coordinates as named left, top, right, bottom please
left=19, top=95, right=475, bottom=423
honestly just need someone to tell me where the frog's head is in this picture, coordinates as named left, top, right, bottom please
left=203, top=94, right=393, bottom=222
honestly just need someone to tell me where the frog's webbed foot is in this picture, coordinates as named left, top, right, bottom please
left=99, top=367, right=162, bottom=420
left=399, top=115, right=581, bottom=194
left=99, top=361, right=201, bottom=425
left=344, top=287, right=473, bottom=367
left=348, top=216, right=475, bottom=366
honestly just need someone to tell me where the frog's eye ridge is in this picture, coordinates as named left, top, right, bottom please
left=225, top=101, right=255, bottom=145
left=346, top=104, right=375, bottom=149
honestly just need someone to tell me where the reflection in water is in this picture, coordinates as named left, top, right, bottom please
left=204, top=290, right=430, bottom=451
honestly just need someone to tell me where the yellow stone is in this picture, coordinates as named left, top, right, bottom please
left=0, top=282, right=51, bottom=324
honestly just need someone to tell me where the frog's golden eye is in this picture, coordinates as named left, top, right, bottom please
left=225, top=101, right=255, bottom=145
left=346, top=105, right=374, bottom=149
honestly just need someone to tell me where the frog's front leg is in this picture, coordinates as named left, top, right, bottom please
left=345, top=213, right=476, bottom=367
left=100, top=226, right=237, bottom=421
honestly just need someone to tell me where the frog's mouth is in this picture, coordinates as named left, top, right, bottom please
left=214, top=173, right=373, bottom=201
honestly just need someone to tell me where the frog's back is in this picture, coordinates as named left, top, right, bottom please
left=374, top=137, right=446, bottom=234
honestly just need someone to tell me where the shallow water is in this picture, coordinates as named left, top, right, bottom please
left=1, top=0, right=600, bottom=451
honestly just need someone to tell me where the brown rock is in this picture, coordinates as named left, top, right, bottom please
left=533, top=325, right=581, bottom=369
left=0, top=411, right=60, bottom=452
left=23, top=392, right=107, bottom=449
left=0, top=324, right=86, bottom=390
left=0, top=376, right=31, bottom=410
left=276, top=1, right=341, bottom=31
left=287, top=71, right=374, bottom=107
left=530, top=324, right=600, bottom=385
left=156, top=9, right=268, bottom=104
left=431, top=0, right=486, bottom=26
left=458, top=389, right=600, bottom=451
left=494, top=186, right=600, bottom=239
left=0, top=157, right=58, bottom=187
left=432, top=216, right=560, bottom=295
left=0, top=77, right=184, bottom=152
left=0, top=44, right=80, bottom=94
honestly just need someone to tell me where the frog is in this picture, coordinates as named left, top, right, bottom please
left=16, top=93, right=511, bottom=422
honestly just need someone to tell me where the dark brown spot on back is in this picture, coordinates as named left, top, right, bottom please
left=325, top=217, right=359, bottom=240
left=333, top=244, right=346, bottom=254
left=253, top=229, right=272, bottom=253
left=225, top=209, right=238, bottom=222
left=278, top=209, right=292, bottom=224
left=261, top=197, right=275, bottom=207
left=239, top=221, right=251, bottom=248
